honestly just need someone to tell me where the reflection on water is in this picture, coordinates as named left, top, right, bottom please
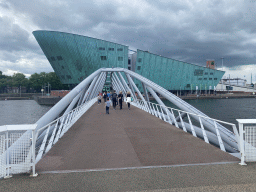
left=0, top=100, right=52, bottom=126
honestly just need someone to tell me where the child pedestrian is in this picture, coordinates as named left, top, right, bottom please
left=97, top=94, right=102, bottom=105
left=105, top=98, right=112, bottom=114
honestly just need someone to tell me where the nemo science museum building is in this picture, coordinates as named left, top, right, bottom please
left=33, top=30, right=225, bottom=94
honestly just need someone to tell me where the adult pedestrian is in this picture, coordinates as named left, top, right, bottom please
left=126, top=91, right=131, bottom=110
left=118, top=91, right=124, bottom=110
left=103, top=92, right=107, bottom=102
left=111, top=91, right=117, bottom=110
left=105, top=98, right=112, bottom=114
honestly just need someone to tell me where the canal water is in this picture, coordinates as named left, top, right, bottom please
left=0, top=98, right=255, bottom=126
left=0, top=100, right=51, bottom=126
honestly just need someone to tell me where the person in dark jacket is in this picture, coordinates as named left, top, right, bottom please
left=118, top=91, right=123, bottom=110
left=103, top=92, right=107, bottom=102
left=111, top=91, right=117, bottom=110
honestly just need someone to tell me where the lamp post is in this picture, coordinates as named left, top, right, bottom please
left=221, top=57, right=224, bottom=92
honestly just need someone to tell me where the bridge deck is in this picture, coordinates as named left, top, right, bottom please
left=36, top=103, right=238, bottom=172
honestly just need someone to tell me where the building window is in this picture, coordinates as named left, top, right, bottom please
left=214, top=78, right=217, bottom=80
left=128, top=67, right=131, bottom=70
left=62, top=66, right=64, bottom=69
left=137, top=66, right=141, bottom=70
left=51, top=57, right=56, bottom=61
left=108, top=48, right=114, bottom=51
left=194, top=69, right=203, bottom=76
left=128, top=59, right=131, bottom=64
left=209, top=78, right=212, bottom=80
left=204, top=72, right=208, bottom=75
left=204, top=78, right=207, bottom=80
left=117, top=48, right=123, bottom=51
left=101, top=56, right=107, bottom=60
left=198, top=78, right=202, bottom=80
left=99, top=47, right=105, bottom=50
left=57, top=56, right=63, bottom=60
left=66, top=75, right=72, bottom=79
left=186, top=84, right=190, bottom=88
left=118, top=57, right=123, bottom=61
left=138, top=58, right=142, bottom=62
left=210, top=73, right=213, bottom=75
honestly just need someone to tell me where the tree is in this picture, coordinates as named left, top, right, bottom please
left=12, top=73, right=28, bottom=87
left=29, top=73, right=43, bottom=92
left=45, top=72, right=68, bottom=90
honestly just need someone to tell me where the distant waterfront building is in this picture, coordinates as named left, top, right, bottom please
left=222, top=78, right=247, bottom=87
left=33, top=30, right=225, bottom=93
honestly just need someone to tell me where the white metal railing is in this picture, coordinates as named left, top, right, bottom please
left=0, top=124, right=37, bottom=179
left=34, top=97, right=97, bottom=164
left=237, top=119, right=256, bottom=165
left=0, top=98, right=97, bottom=179
left=131, top=99, right=240, bottom=154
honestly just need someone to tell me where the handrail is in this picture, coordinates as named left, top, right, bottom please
left=131, top=99, right=239, bottom=153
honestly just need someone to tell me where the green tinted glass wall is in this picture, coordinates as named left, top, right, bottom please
left=33, top=31, right=128, bottom=84
left=135, top=50, right=225, bottom=92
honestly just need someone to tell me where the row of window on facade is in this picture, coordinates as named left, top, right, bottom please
left=100, top=56, right=123, bottom=61
left=51, top=56, right=63, bottom=61
left=198, top=78, right=218, bottom=80
left=99, top=47, right=123, bottom=51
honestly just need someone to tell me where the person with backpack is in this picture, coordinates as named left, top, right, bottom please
left=111, top=90, right=118, bottom=110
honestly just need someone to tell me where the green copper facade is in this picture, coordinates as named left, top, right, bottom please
left=33, top=30, right=225, bottom=91
left=33, top=30, right=128, bottom=84
left=134, top=50, right=224, bottom=91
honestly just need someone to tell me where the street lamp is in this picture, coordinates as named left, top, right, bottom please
left=221, top=57, right=224, bottom=92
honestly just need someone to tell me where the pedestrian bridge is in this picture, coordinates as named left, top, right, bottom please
left=0, top=68, right=255, bottom=179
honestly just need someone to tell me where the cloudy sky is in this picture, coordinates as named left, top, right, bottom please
left=1, top=0, right=256, bottom=82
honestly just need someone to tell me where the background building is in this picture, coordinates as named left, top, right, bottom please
left=33, top=30, right=225, bottom=94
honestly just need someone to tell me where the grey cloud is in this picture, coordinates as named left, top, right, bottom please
left=2, top=0, right=256, bottom=73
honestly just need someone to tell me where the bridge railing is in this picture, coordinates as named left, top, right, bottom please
left=131, top=99, right=240, bottom=154
left=0, top=98, right=97, bottom=179
left=0, top=124, right=37, bottom=179
left=237, top=119, right=256, bottom=165
left=34, top=97, right=97, bottom=164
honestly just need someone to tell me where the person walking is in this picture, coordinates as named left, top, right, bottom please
left=97, top=94, right=102, bottom=105
left=103, top=92, right=107, bottom=102
left=107, top=91, right=111, bottom=99
left=126, top=91, right=131, bottom=110
left=105, top=98, right=112, bottom=114
left=118, top=91, right=124, bottom=110
left=111, top=91, right=117, bottom=110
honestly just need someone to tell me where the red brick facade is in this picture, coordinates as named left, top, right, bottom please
left=51, top=90, right=70, bottom=97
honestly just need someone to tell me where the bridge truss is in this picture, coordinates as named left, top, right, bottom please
left=0, top=68, right=241, bottom=179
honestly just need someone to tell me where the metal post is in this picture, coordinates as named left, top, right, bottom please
left=5, top=131, right=11, bottom=179
left=30, top=129, right=38, bottom=177
left=239, top=122, right=246, bottom=165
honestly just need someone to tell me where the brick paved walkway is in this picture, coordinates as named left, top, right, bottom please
left=36, top=103, right=238, bottom=172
